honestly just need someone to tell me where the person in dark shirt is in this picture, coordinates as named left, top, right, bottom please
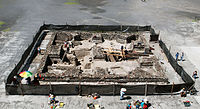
left=12, top=76, right=19, bottom=85
left=32, top=77, right=40, bottom=85
left=26, top=77, right=31, bottom=85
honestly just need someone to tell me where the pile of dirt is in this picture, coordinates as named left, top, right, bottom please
left=92, top=45, right=105, bottom=59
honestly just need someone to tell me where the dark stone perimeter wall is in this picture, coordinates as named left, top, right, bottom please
left=5, top=24, right=194, bottom=95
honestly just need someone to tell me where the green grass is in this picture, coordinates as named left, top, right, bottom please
left=192, top=19, right=198, bottom=22
left=64, top=2, right=79, bottom=5
left=2, top=28, right=10, bottom=32
left=0, top=21, right=5, bottom=27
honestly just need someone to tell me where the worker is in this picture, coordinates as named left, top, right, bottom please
left=192, top=71, right=198, bottom=79
left=180, top=88, right=187, bottom=97
left=127, top=103, right=132, bottom=109
left=140, top=100, right=144, bottom=108
left=32, top=77, right=40, bottom=85
left=175, top=52, right=179, bottom=61
left=180, top=52, right=184, bottom=61
left=25, top=77, right=31, bottom=85
left=64, top=41, right=67, bottom=48
left=121, top=46, right=124, bottom=52
left=66, top=43, right=70, bottom=53
left=50, top=103, right=56, bottom=109
left=121, top=46, right=124, bottom=58
left=12, top=76, right=19, bottom=85
left=143, top=103, right=148, bottom=109
left=135, top=100, right=140, bottom=109
left=120, top=88, right=126, bottom=100
left=37, top=47, right=41, bottom=54
left=190, top=88, right=196, bottom=95
left=49, top=93, right=56, bottom=104
left=120, top=90, right=125, bottom=100
left=68, top=41, right=72, bottom=47
left=124, top=47, right=128, bottom=60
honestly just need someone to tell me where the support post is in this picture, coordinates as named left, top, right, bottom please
left=113, top=83, right=115, bottom=96
left=49, top=78, right=52, bottom=93
left=171, top=82, right=174, bottom=96
left=78, top=77, right=82, bottom=96
left=19, top=82, right=24, bottom=96
left=145, top=81, right=147, bottom=96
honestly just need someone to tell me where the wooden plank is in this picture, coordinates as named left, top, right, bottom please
left=103, top=53, right=122, bottom=56
left=109, top=55, right=116, bottom=62
left=104, top=53, right=139, bottom=58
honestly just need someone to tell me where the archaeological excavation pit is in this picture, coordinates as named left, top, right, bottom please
left=7, top=25, right=193, bottom=95
left=34, top=30, right=168, bottom=84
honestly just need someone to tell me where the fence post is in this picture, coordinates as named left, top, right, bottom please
left=19, top=83, right=24, bottom=96
left=49, top=78, right=52, bottom=93
left=171, top=82, right=174, bottom=96
left=145, top=81, right=147, bottom=96
left=79, top=77, right=82, bottom=96
left=113, top=83, right=115, bottom=96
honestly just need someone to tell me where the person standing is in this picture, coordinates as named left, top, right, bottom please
left=64, top=41, right=67, bottom=48
left=121, top=46, right=124, bottom=59
left=143, top=103, right=148, bottom=109
left=141, top=100, right=144, bottom=108
left=25, top=77, right=31, bottom=85
left=180, top=52, right=184, bottom=61
left=127, top=103, right=132, bottom=109
left=49, top=93, right=56, bottom=104
left=66, top=43, right=70, bottom=53
left=192, top=71, right=198, bottom=79
left=124, top=47, right=128, bottom=60
left=121, top=46, right=124, bottom=52
left=12, top=76, right=19, bottom=85
left=175, top=52, right=179, bottom=61
left=37, top=47, right=41, bottom=54
left=135, top=100, right=140, bottom=109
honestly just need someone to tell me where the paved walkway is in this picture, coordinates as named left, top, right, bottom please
left=0, top=94, right=199, bottom=109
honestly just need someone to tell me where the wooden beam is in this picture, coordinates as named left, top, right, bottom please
left=109, top=55, right=116, bottom=62
left=103, top=53, right=139, bottom=58
left=103, top=53, right=122, bottom=56
left=104, top=50, right=122, bottom=53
